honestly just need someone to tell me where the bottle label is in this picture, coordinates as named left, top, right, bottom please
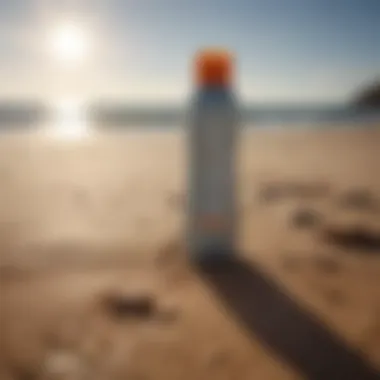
left=188, top=95, right=236, bottom=251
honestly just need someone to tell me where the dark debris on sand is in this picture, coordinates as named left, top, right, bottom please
left=322, top=225, right=380, bottom=254
left=338, top=188, right=379, bottom=212
left=259, top=181, right=331, bottom=203
left=99, top=290, right=180, bottom=324
left=290, top=208, right=323, bottom=229
left=100, top=291, right=156, bottom=320
left=8, top=365, right=37, bottom=380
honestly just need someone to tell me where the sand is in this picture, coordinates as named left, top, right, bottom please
left=0, top=126, right=379, bottom=379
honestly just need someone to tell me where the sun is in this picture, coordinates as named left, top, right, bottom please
left=50, top=23, right=89, bottom=65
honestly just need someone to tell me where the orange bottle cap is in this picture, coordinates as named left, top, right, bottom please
left=194, top=48, right=234, bottom=87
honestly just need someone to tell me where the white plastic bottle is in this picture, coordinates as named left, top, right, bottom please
left=187, top=49, right=239, bottom=262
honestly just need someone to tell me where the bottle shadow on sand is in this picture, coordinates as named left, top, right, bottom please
left=194, top=253, right=380, bottom=380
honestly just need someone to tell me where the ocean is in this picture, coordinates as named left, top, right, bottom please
left=0, top=103, right=379, bottom=130
left=85, top=104, right=380, bottom=129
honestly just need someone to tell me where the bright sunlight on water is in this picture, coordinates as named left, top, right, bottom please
left=49, top=99, right=89, bottom=139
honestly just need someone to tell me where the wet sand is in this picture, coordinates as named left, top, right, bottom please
left=0, top=126, right=380, bottom=379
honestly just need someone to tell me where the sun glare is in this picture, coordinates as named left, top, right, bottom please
left=50, top=23, right=89, bottom=65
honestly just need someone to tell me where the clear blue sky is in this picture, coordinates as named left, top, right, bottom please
left=0, top=0, right=379, bottom=103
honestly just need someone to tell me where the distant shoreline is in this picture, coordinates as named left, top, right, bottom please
left=0, top=103, right=380, bottom=130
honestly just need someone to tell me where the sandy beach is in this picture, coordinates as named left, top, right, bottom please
left=0, top=126, right=380, bottom=380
